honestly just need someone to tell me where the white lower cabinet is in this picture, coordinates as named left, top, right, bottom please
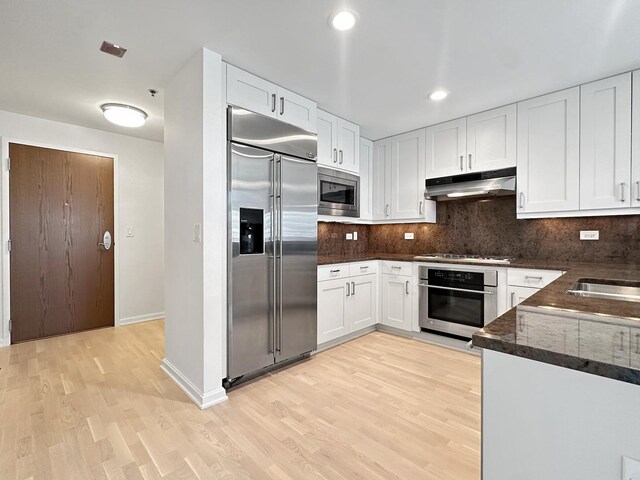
left=317, top=263, right=378, bottom=345
left=507, top=285, right=539, bottom=309
left=506, top=268, right=564, bottom=308
left=381, top=274, right=412, bottom=331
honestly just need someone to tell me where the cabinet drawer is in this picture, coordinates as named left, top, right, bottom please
left=507, top=268, right=563, bottom=288
left=318, top=264, right=350, bottom=282
left=349, top=261, right=378, bottom=277
left=382, top=261, right=412, bottom=277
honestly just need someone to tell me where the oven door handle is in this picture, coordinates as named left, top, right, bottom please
left=417, top=283, right=495, bottom=295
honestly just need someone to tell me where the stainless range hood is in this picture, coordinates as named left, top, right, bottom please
left=425, top=167, right=516, bottom=201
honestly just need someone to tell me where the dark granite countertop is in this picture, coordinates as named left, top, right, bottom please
left=318, top=253, right=417, bottom=265
left=473, top=262, right=640, bottom=385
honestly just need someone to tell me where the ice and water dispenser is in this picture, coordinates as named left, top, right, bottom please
left=239, top=208, right=264, bottom=255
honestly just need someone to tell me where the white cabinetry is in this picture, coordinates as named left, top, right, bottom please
left=381, top=262, right=412, bottom=331
left=632, top=70, right=640, bottom=208
left=506, top=268, right=563, bottom=308
left=425, top=118, right=466, bottom=178
left=372, top=139, right=392, bottom=220
left=579, top=73, right=632, bottom=210
left=516, top=87, right=580, bottom=215
left=226, top=64, right=317, bottom=133
left=316, top=110, right=359, bottom=173
left=317, top=277, right=349, bottom=344
left=359, top=138, right=374, bottom=221
left=391, top=129, right=427, bottom=219
left=350, top=274, right=378, bottom=331
left=507, top=285, right=539, bottom=309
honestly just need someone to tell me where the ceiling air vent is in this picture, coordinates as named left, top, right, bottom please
left=100, top=41, right=127, bottom=58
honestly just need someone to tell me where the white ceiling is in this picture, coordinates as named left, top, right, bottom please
left=1, top=0, right=640, bottom=143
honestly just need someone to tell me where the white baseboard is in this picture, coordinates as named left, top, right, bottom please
left=119, top=312, right=165, bottom=326
left=160, top=358, right=227, bottom=409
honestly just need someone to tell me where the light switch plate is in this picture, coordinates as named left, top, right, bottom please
left=125, top=226, right=134, bottom=238
left=346, top=233, right=353, bottom=240
left=623, top=456, right=640, bottom=480
left=580, top=230, right=599, bottom=240
left=404, top=232, right=415, bottom=240
left=193, top=224, right=202, bottom=243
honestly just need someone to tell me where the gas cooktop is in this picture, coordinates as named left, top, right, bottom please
left=413, top=253, right=513, bottom=264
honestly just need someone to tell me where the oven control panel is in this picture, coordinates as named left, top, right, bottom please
left=419, top=266, right=498, bottom=287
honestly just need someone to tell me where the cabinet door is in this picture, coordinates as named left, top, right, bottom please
left=425, top=118, right=467, bottom=179
left=349, top=274, right=378, bottom=331
left=337, top=118, right=360, bottom=174
left=276, top=86, right=317, bottom=133
left=381, top=274, right=412, bottom=331
left=317, top=278, right=349, bottom=344
left=507, top=285, right=539, bottom=309
left=580, top=73, right=632, bottom=210
left=631, top=70, right=640, bottom=207
left=390, top=129, right=426, bottom=219
left=466, top=104, right=516, bottom=172
left=359, top=138, right=374, bottom=221
left=579, top=321, right=630, bottom=367
left=517, top=87, right=580, bottom=214
left=317, top=110, right=338, bottom=168
left=226, top=65, right=277, bottom=117
left=372, top=139, right=392, bottom=220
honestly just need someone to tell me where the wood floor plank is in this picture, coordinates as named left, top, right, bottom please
left=0, top=321, right=480, bottom=479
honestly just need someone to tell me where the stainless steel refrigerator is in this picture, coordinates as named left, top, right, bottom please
left=226, top=106, right=318, bottom=386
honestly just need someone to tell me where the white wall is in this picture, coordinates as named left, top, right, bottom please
left=162, top=48, right=227, bottom=408
left=0, top=109, right=164, bottom=345
left=483, top=349, right=640, bottom=479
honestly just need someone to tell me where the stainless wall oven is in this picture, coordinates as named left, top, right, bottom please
left=317, top=167, right=359, bottom=217
left=418, top=265, right=498, bottom=338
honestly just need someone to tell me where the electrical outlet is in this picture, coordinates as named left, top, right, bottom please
left=622, top=456, right=640, bottom=480
left=346, top=233, right=353, bottom=240
left=353, top=231, right=358, bottom=240
left=125, top=226, right=134, bottom=238
left=193, top=224, right=202, bottom=243
left=580, top=230, right=599, bottom=240
left=404, top=232, right=415, bottom=240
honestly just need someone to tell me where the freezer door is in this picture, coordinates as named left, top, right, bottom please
left=276, top=154, right=318, bottom=361
left=228, top=142, right=276, bottom=379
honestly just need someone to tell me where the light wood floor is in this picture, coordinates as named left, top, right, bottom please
left=0, top=321, right=481, bottom=479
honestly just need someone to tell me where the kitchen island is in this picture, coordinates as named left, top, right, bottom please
left=473, top=263, right=640, bottom=479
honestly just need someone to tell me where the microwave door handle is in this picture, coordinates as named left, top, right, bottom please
left=418, top=284, right=495, bottom=295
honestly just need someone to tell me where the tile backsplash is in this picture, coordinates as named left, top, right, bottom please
left=319, top=196, right=640, bottom=264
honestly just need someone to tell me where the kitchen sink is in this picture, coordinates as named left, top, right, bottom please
left=567, top=278, right=640, bottom=303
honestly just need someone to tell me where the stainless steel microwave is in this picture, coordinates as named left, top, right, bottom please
left=317, top=167, right=360, bottom=217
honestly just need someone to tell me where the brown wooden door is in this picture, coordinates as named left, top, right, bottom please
left=9, top=143, right=115, bottom=343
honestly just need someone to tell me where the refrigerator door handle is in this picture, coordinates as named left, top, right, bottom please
left=275, top=155, right=283, bottom=354
left=269, top=156, right=277, bottom=355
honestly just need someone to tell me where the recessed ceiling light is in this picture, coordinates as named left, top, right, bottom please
left=329, top=10, right=358, bottom=31
left=100, top=103, right=147, bottom=127
left=429, top=90, right=449, bottom=101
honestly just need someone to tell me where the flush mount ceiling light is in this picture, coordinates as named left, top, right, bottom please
left=329, top=9, right=359, bottom=31
left=429, top=90, right=449, bottom=101
left=100, top=103, right=147, bottom=127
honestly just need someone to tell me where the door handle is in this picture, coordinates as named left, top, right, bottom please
left=620, top=331, right=625, bottom=351
left=346, top=282, right=351, bottom=297
left=279, top=96, right=285, bottom=115
left=620, top=182, right=626, bottom=203
left=385, top=204, right=390, bottom=217
left=459, top=155, right=464, bottom=171
left=330, top=269, right=341, bottom=274
left=351, top=281, right=355, bottom=296
left=98, top=231, right=112, bottom=250
left=419, top=201, right=423, bottom=215
left=271, top=93, right=276, bottom=113
left=339, top=150, right=343, bottom=164
left=524, top=275, right=543, bottom=281
left=468, top=153, right=472, bottom=170
left=333, top=148, right=338, bottom=163
left=405, top=281, right=410, bottom=295
left=636, top=181, right=640, bottom=202
left=511, top=291, right=515, bottom=308
left=519, top=192, right=525, bottom=209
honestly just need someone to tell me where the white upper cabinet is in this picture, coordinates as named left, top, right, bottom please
left=632, top=70, right=640, bottom=208
left=359, top=138, right=374, bottom=221
left=516, top=87, right=580, bottom=214
left=372, top=139, right=392, bottom=220
left=425, top=118, right=467, bottom=178
left=466, top=104, right=517, bottom=172
left=315, top=110, right=359, bottom=174
left=226, top=64, right=317, bottom=133
left=391, top=129, right=427, bottom=219
left=579, top=73, right=632, bottom=210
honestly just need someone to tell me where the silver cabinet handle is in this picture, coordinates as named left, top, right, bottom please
left=635, top=333, right=640, bottom=354
left=271, top=93, right=276, bottom=113
left=468, top=153, right=472, bottom=170
left=418, top=283, right=495, bottom=295
left=385, top=204, right=390, bottom=217
left=351, top=281, right=355, bottom=296
left=636, top=181, right=640, bottom=202
left=330, top=269, right=341, bottom=273
left=620, top=182, right=626, bottom=202
left=346, top=282, right=350, bottom=297
left=518, top=314, right=525, bottom=332
left=405, top=281, right=410, bottom=295
left=279, top=96, right=285, bottom=115
left=360, top=265, right=369, bottom=270
left=391, top=265, right=402, bottom=270
left=620, top=331, right=625, bottom=351
left=339, top=150, right=343, bottom=164
left=519, top=192, right=525, bottom=209
left=333, top=148, right=338, bottom=163
left=419, top=201, right=423, bottom=215
left=459, top=155, right=464, bottom=171
left=525, top=275, right=543, bottom=281
left=511, top=291, right=515, bottom=308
